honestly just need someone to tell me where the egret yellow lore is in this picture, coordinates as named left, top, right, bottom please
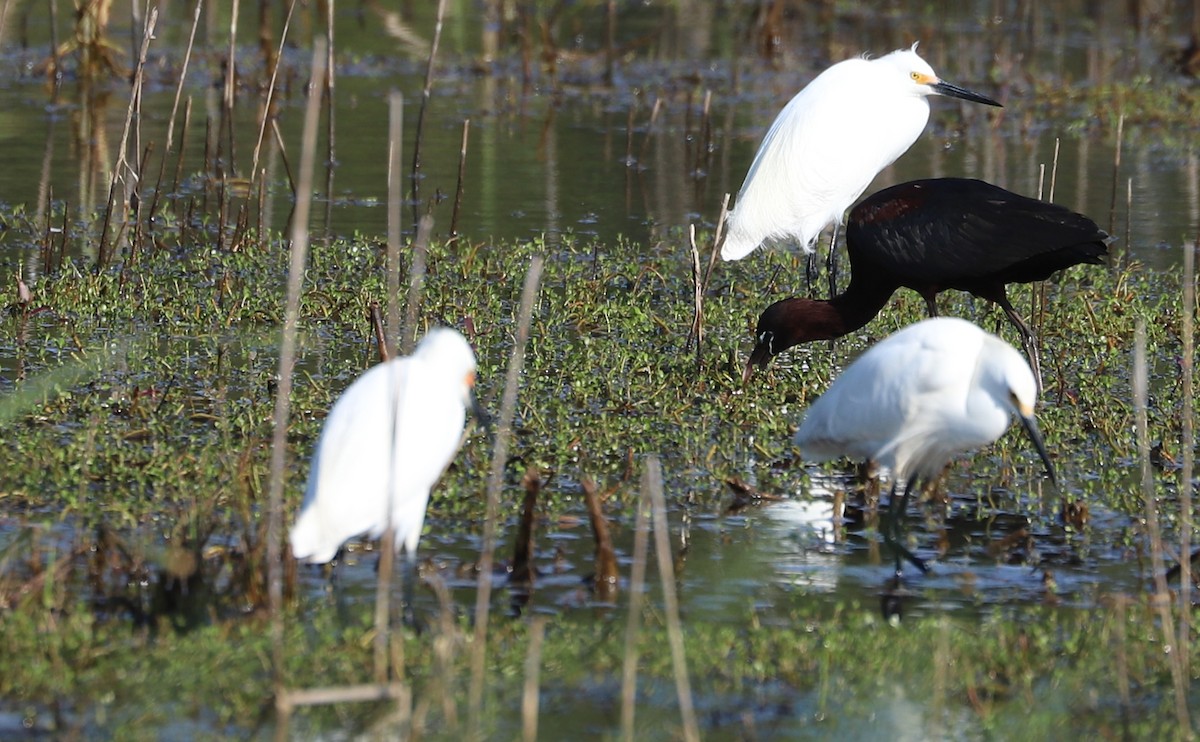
left=721, top=44, right=1001, bottom=262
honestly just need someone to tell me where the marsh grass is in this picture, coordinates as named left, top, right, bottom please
left=2, top=212, right=1197, bottom=735
left=3, top=5, right=1200, bottom=738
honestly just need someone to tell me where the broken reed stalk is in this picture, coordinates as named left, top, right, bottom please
left=403, top=216, right=433, bottom=356
left=683, top=193, right=732, bottom=356
left=369, top=302, right=389, bottom=363
left=410, top=0, right=449, bottom=223
left=582, top=477, right=619, bottom=602
left=449, top=118, right=471, bottom=240
left=468, top=255, right=545, bottom=735
left=508, top=467, right=540, bottom=588
left=267, top=37, right=326, bottom=735
left=250, top=0, right=299, bottom=182
left=165, top=0, right=203, bottom=153
left=619, top=461, right=652, bottom=741
left=645, top=455, right=700, bottom=742
left=1178, top=238, right=1195, bottom=685
left=1133, top=319, right=1190, bottom=732
left=387, top=92, right=404, bottom=357
left=521, top=616, right=548, bottom=742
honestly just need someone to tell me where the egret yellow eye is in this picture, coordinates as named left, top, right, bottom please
left=911, top=71, right=921, bottom=81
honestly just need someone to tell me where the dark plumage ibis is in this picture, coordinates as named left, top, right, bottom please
left=743, top=178, right=1109, bottom=386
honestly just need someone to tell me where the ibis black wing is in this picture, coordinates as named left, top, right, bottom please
left=846, top=178, right=1108, bottom=287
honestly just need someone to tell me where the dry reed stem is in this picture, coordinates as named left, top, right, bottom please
left=469, top=255, right=545, bottom=736
left=686, top=225, right=702, bottom=363
left=387, top=92, right=404, bottom=357
left=450, top=118, right=471, bottom=240
left=1108, top=113, right=1124, bottom=235
left=372, top=214, right=432, bottom=683
left=521, top=616, right=548, bottom=742
left=620, top=462, right=652, bottom=741
left=321, top=0, right=337, bottom=239
left=165, top=0, right=203, bottom=153
left=224, top=0, right=239, bottom=112
left=1134, top=320, right=1190, bottom=732
left=1178, top=239, right=1196, bottom=687
left=645, top=455, right=700, bottom=742
left=582, top=477, right=619, bottom=602
left=410, top=0, right=449, bottom=222
left=373, top=530, right=395, bottom=684
left=96, top=6, right=157, bottom=269
left=171, top=98, right=193, bottom=195
left=250, top=0, right=299, bottom=181
left=508, top=466, right=540, bottom=588
left=267, top=38, right=326, bottom=740
left=700, top=192, right=731, bottom=291
left=403, top=216, right=432, bottom=356
left=271, top=120, right=297, bottom=197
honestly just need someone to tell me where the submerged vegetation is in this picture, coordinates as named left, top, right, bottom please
left=2, top=217, right=1197, bottom=736
left=1, top=0, right=1199, bottom=738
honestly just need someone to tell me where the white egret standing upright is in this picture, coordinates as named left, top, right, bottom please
left=290, top=327, right=484, bottom=614
left=721, top=44, right=1001, bottom=282
left=793, top=317, right=1056, bottom=576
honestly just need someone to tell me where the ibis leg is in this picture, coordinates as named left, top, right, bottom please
left=997, top=296, right=1043, bottom=395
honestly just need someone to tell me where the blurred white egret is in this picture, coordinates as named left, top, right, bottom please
left=290, top=327, right=483, bottom=581
left=793, top=317, right=1055, bottom=574
left=721, top=44, right=1001, bottom=262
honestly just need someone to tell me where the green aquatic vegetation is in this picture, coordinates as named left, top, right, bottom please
left=0, top=220, right=1196, bottom=737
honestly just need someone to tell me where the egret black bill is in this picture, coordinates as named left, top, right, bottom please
left=930, top=80, right=1002, bottom=107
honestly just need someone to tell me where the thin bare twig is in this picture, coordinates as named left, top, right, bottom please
left=1134, top=320, right=1190, bottom=731
left=469, top=256, right=545, bottom=734
left=268, top=34, right=327, bottom=724
left=645, top=456, right=700, bottom=742
left=387, top=92, right=404, bottom=356
left=620, top=465, right=652, bottom=741
left=410, top=0, right=449, bottom=223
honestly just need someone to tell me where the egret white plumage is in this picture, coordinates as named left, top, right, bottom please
left=290, top=327, right=483, bottom=574
left=793, top=317, right=1056, bottom=575
left=721, top=44, right=1001, bottom=262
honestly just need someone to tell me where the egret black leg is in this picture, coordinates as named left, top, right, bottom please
left=401, top=549, right=420, bottom=629
left=805, top=251, right=819, bottom=297
left=884, top=478, right=928, bottom=577
left=826, top=223, right=841, bottom=300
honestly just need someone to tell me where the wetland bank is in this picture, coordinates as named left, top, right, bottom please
left=1, top=1, right=1200, bottom=739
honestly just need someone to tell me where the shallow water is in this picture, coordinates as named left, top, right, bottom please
left=1, top=3, right=1198, bottom=737
left=0, top=2, right=1196, bottom=277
